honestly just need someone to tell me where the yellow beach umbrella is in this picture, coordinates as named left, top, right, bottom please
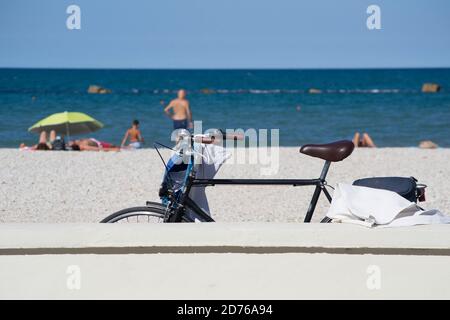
left=29, top=111, right=104, bottom=138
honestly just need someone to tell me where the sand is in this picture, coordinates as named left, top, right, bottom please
left=0, top=147, right=449, bottom=223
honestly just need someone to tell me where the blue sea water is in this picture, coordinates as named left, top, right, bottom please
left=0, top=68, right=449, bottom=148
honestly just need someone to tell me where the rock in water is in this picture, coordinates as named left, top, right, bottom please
left=201, top=88, right=215, bottom=94
left=419, top=140, right=439, bottom=149
left=88, top=85, right=112, bottom=94
left=422, top=83, right=440, bottom=93
left=308, top=88, right=322, bottom=94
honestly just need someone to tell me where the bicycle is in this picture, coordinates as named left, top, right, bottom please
left=100, top=130, right=355, bottom=223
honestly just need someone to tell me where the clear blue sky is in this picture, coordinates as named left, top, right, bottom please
left=1, top=0, right=449, bottom=69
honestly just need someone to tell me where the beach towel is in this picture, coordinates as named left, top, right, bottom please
left=186, top=143, right=231, bottom=221
left=326, top=183, right=450, bottom=227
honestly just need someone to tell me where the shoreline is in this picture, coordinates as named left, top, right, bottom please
left=2, top=146, right=449, bottom=150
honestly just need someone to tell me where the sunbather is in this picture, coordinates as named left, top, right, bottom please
left=19, top=130, right=65, bottom=151
left=69, top=138, right=120, bottom=151
left=353, top=132, right=376, bottom=148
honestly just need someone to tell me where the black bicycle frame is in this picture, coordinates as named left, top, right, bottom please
left=177, top=158, right=333, bottom=223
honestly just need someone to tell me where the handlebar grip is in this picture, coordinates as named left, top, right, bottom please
left=215, top=129, right=244, bottom=141
left=224, top=133, right=244, bottom=141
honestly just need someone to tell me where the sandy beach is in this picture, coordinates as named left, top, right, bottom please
left=0, top=147, right=448, bottom=223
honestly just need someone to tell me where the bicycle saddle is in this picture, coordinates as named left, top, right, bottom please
left=300, top=140, right=354, bottom=162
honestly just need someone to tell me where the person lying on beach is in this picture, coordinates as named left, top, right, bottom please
left=353, top=132, right=376, bottom=148
left=164, top=89, right=193, bottom=130
left=19, top=130, right=65, bottom=151
left=69, top=138, right=120, bottom=151
left=121, top=119, right=144, bottom=149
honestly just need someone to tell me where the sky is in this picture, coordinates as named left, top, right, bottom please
left=0, top=0, right=449, bottom=69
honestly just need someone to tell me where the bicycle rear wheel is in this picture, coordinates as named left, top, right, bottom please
left=100, top=202, right=166, bottom=223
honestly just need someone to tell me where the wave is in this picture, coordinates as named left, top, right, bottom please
left=194, top=88, right=408, bottom=94
left=325, top=89, right=402, bottom=94
left=0, top=88, right=435, bottom=95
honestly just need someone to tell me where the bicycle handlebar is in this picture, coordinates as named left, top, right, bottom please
left=192, top=131, right=244, bottom=144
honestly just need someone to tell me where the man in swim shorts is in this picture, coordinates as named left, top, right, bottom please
left=121, top=119, right=144, bottom=149
left=164, top=89, right=193, bottom=130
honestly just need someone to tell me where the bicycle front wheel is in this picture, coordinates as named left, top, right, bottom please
left=100, top=202, right=166, bottom=223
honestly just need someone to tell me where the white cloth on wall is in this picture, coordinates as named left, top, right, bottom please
left=326, top=183, right=450, bottom=227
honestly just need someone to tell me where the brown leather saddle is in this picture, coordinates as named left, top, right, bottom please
left=300, top=140, right=354, bottom=162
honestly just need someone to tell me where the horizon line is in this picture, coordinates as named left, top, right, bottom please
left=1, top=66, right=450, bottom=71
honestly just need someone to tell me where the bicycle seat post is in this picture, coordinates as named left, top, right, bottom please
left=304, top=160, right=332, bottom=223
left=320, top=160, right=331, bottom=182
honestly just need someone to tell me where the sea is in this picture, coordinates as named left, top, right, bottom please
left=0, top=68, right=449, bottom=148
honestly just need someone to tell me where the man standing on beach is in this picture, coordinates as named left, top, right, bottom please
left=164, top=89, right=193, bottom=130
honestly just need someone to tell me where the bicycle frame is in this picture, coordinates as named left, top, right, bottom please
left=169, top=137, right=334, bottom=223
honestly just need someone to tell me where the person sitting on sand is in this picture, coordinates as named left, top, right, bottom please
left=121, top=119, right=144, bottom=149
left=164, top=89, right=193, bottom=130
left=19, top=130, right=65, bottom=151
left=69, top=138, right=120, bottom=152
left=353, top=132, right=376, bottom=148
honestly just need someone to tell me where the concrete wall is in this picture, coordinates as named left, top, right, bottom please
left=1, top=223, right=449, bottom=299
